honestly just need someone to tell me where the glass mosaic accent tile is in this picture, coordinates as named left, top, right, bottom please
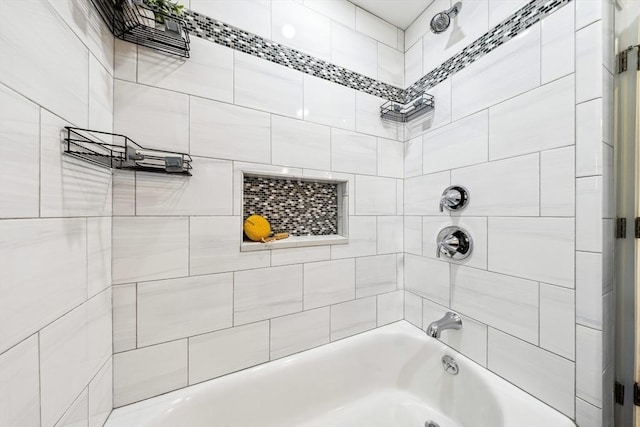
left=243, top=176, right=339, bottom=237
left=183, top=0, right=571, bottom=104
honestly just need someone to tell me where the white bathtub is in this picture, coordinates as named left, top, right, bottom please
left=105, top=321, right=576, bottom=427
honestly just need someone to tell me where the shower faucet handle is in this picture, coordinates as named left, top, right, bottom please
left=436, top=226, right=473, bottom=260
left=439, top=185, right=469, bottom=212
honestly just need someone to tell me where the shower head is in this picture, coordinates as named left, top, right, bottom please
left=430, top=2, right=462, bottom=34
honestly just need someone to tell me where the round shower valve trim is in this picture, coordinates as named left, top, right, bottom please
left=439, top=185, right=469, bottom=212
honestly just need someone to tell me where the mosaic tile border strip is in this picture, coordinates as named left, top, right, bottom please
left=182, top=0, right=570, bottom=104
left=182, top=11, right=406, bottom=103
left=405, top=0, right=572, bottom=100
left=243, top=175, right=339, bottom=237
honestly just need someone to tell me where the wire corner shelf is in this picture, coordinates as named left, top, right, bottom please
left=91, top=0, right=190, bottom=58
left=63, top=127, right=193, bottom=176
left=380, top=93, right=435, bottom=123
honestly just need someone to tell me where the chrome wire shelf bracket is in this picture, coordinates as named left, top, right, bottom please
left=62, top=127, right=193, bottom=176
left=380, top=92, right=435, bottom=123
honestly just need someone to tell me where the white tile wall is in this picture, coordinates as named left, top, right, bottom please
left=576, top=21, right=603, bottom=103
left=404, top=40, right=423, bottom=86
left=488, top=329, right=575, bottom=417
left=377, top=291, right=404, bottom=326
left=112, top=284, right=137, bottom=353
left=0, top=84, right=39, bottom=219
left=451, top=24, right=541, bottom=120
left=404, top=254, right=450, bottom=306
left=423, top=110, right=488, bottom=174
left=331, top=22, right=377, bottom=78
left=113, top=340, right=187, bottom=407
left=88, top=359, right=112, bottom=427
left=355, top=176, right=397, bottom=214
left=356, top=254, right=397, bottom=298
left=576, top=325, right=603, bottom=407
left=304, top=0, right=355, bottom=28
left=488, top=218, right=574, bottom=288
left=136, top=157, right=233, bottom=216
left=451, top=265, right=539, bottom=344
left=404, top=172, right=450, bottom=215
left=377, top=138, right=404, bottom=178
left=0, top=335, right=40, bottom=427
left=189, top=97, right=271, bottom=163
left=355, top=91, right=398, bottom=140
left=304, top=259, right=355, bottom=309
left=234, top=265, right=303, bottom=325
left=540, top=284, right=575, bottom=360
left=576, top=176, right=603, bottom=252
left=56, top=390, right=88, bottom=427
left=40, top=289, right=111, bottom=426
left=377, top=43, right=404, bottom=87
left=330, top=296, right=377, bottom=341
left=114, top=80, right=189, bottom=153
left=271, top=0, right=331, bottom=60
left=234, top=52, right=304, bottom=118
left=272, top=115, right=331, bottom=170
left=331, top=128, right=377, bottom=175
left=112, top=217, right=189, bottom=284
left=137, top=38, right=234, bottom=102
left=331, top=216, right=377, bottom=259
left=0, top=218, right=87, bottom=354
left=377, top=216, right=403, bottom=254
left=270, top=308, right=330, bottom=359
left=489, top=75, right=574, bottom=160
left=304, top=75, right=356, bottom=130
left=137, top=274, right=233, bottom=347
left=355, top=7, right=397, bottom=48
left=576, top=251, right=604, bottom=329
left=541, top=2, right=575, bottom=84
left=451, top=154, right=539, bottom=217
left=0, top=0, right=89, bottom=126
left=540, top=147, right=575, bottom=217
left=576, top=99, right=603, bottom=176
left=188, top=321, right=269, bottom=384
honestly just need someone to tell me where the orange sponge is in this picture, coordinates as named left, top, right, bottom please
left=243, top=215, right=271, bottom=241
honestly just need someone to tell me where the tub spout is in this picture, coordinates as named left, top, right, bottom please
left=426, top=312, right=462, bottom=338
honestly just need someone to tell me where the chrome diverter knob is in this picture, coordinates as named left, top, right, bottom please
left=439, top=185, right=469, bottom=212
left=436, top=226, right=472, bottom=260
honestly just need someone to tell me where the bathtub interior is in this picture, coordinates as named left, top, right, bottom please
left=105, top=321, right=574, bottom=427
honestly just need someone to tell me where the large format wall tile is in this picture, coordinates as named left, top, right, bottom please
left=0, top=84, right=40, bottom=218
left=377, top=43, right=404, bottom=87
left=451, top=23, right=540, bottom=120
left=0, top=1, right=89, bottom=126
left=114, top=340, right=187, bottom=407
left=87, top=217, right=112, bottom=298
left=88, top=55, right=114, bottom=133
left=576, top=251, right=603, bottom=329
left=331, top=216, right=377, bottom=259
left=138, top=38, right=233, bottom=102
left=88, top=358, right=113, bottom=427
left=271, top=116, right=331, bottom=170
left=330, top=296, right=377, bottom=341
left=331, top=22, right=377, bottom=78
left=451, top=154, right=539, bottom=217
left=112, top=217, right=189, bottom=284
left=576, top=21, right=603, bottom=103
left=189, top=216, right=270, bottom=275
left=404, top=254, right=450, bottom=306
left=40, top=289, right=112, bottom=426
left=234, top=52, right=303, bottom=118
left=114, top=80, right=189, bottom=153
left=188, top=321, right=269, bottom=384
left=136, top=157, right=233, bottom=216
left=488, top=217, right=574, bottom=288
left=304, top=75, right=356, bottom=130
left=113, top=284, right=136, bottom=353
left=377, top=290, right=404, bottom=326
left=304, top=259, right=355, bottom=309
left=577, top=325, right=603, bottom=408
left=272, top=0, right=331, bottom=60
left=0, top=335, right=40, bottom=427
left=190, top=0, right=271, bottom=39
left=270, top=308, right=330, bottom=359
left=331, top=128, right=377, bottom=175
left=488, top=329, right=575, bottom=417
left=190, top=97, right=271, bottom=163
left=422, top=110, right=488, bottom=174
left=451, top=266, right=538, bottom=344
left=377, top=216, right=403, bottom=254
left=234, top=265, right=303, bottom=325
left=137, top=274, right=233, bottom=347
left=355, top=176, right=396, bottom=215
left=489, top=75, right=574, bottom=160
left=356, top=254, right=397, bottom=298
left=540, top=283, right=575, bottom=360
left=540, top=1, right=574, bottom=83
left=56, top=390, right=88, bottom=427
left=541, top=147, right=575, bottom=217
left=0, top=218, right=87, bottom=353
left=576, top=177, right=603, bottom=252
left=404, top=172, right=450, bottom=216
left=40, top=111, right=113, bottom=218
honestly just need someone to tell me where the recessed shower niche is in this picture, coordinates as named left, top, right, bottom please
left=240, top=172, right=349, bottom=251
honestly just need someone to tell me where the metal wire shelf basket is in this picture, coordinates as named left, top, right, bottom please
left=380, top=92, right=435, bottom=123
left=63, top=127, right=193, bottom=176
left=90, top=0, right=190, bottom=58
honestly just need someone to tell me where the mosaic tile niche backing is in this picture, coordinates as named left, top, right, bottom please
left=243, top=175, right=339, bottom=237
